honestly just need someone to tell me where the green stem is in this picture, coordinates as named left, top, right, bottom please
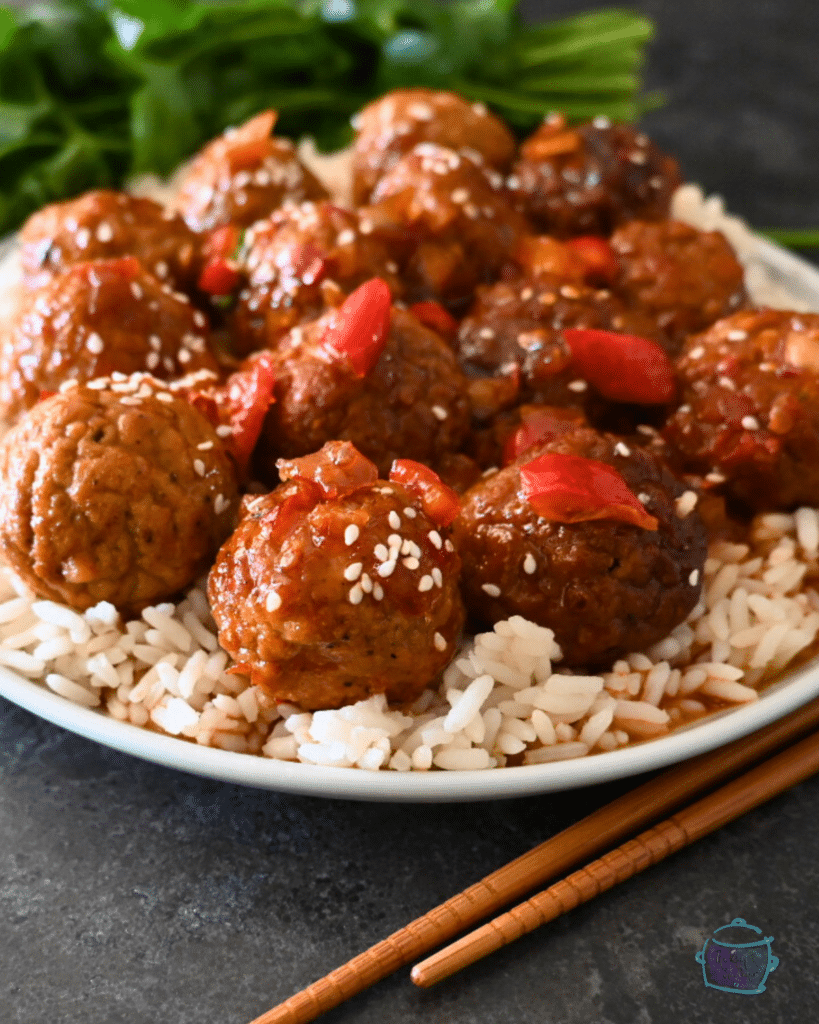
left=761, top=228, right=819, bottom=250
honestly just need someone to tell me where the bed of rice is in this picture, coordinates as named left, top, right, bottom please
left=0, top=151, right=818, bottom=771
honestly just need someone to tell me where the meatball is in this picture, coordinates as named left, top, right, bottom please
left=18, top=190, right=200, bottom=292
left=255, top=300, right=471, bottom=480
left=352, top=88, right=516, bottom=203
left=208, top=442, right=463, bottom=709
left=662, top=310, right=819, bottom=511
left=454, top=427, right=707, bottom=667
left=0, top=378, right=238, bottom=614
left=232, top=201, right=402, bottom=355
left=509, top=114, right=680, bottom=238
left=611, top=220, right=747, bottom=352
left=174, top=110, right=328, bottom=232
left=456, top=275, right=659, bottom=403
left=365, top=143, right=528, bottom=306
left=0, top=257, right=219, bottom=422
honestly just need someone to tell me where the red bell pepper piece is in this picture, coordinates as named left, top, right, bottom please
left=503, top=408, right=586, bottom=465
left=520, top=452, right=659, bottom=530
left=320, top=278, right=392, bottom=377
left=257, top=478, right=324, bottom=547
left=202, top=225, right=242, bottom=264
left=225, top=110, right=277, bottom=173
left=198, top=256, right=240, bottom=296
left=409, top=301, right=458, bottom=341
left=563, top=328, right=676, bottom=405
left=389, top=460, right=461, bottom=527
left=277, top=441, right=378, bottom=499
left=566, top=236, right=619, bottom=284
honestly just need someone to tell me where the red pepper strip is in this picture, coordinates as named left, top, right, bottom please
left=320, top=278, right=392, bottom=377
left=409, top=301, right=458, bottom=341
left=258, top=478, right=324, bottom=547
left=202, top=225, right=242, bottom=263
left=389, top=460, right=461, bottom=527
left=503, top=408, right=586, bottom=465
left=277, top=441, right=378, bottom=499
left=225, top=110, right=277, bottom=173
left=189, top=352, right=276, bottom=475
left=100, top=254, right=140, bottom=280
left=520, top=452, right=658, bottom=530
left=566, top=236, right=619, bottom=284
left=563, top=328, right=676, bottom=405
left=198, top=256, right=241, bottom=295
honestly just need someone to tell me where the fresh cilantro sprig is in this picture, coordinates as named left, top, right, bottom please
left=0, top=0, right=658, bottom=235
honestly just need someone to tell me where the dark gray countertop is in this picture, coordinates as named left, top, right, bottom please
left=2, top=3, right=818, bottom=1023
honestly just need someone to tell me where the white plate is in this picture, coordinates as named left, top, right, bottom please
left=1, top=234, right=819, bottom=802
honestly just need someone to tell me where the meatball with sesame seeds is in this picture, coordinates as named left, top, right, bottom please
left=364, top=143, right=528, bottom=307
left=253, top=293, right=471, bottom=480
left=232, top=201, right=403, bottom=355
left=351, top=88, right=516, bottom=204
left=453, top=427, right=707, bottom=668
left=208, top=442, right=464, bottom=709
left=0, top=379, right=238, bottom=614
left=509, top=114, right=680, bottom=238
left=0, top=257, right=220, bottom=422
left=18, top=189, right=200, bottom=293
left=611, top=220, right=747, bottom=353
left=662, top=310, right=819, bottom=511
left=173, top=110, right=328, bottom=233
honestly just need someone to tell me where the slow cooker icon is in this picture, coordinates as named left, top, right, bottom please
left=695, top=917, right=779, bottom=994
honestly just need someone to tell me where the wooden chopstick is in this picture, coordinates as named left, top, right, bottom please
left=411, top=725, right=819, bottom=988
left=247, top=696, right=819, bottom=1024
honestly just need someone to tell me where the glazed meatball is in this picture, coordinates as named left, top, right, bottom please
left=456, top=275, right=659, bottom=403
left=509, top=114, right=680, bottom=238
left=0, top=257, right=219, bottom=422
left=255, top=297, right=471, bottom=479
left=174, top=110, right=328, bottom=232
left=611, top=220, right=747, bottom=352
left=454, top=427, right=707, bottom=668
left=232, top=201, right=402, bottom=355
left=18, top=190, right=200, bottom=292
left=0, top=378, right=238, bottom=614
left=352, top=88, right=516, bottom=203
left=208, top=442, right=463, bottom=709
left=365, top=143, right=528, bottom=306
left=662, top=310, right=819, bottom=510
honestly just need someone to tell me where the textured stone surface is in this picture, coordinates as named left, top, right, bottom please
left=2, top=2, right=819, bottom=1022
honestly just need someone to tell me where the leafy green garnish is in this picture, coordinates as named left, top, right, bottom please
left=0, top=0, right=657, bottom=234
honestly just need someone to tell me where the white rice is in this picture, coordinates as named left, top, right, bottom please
left=1, top=150, right=818, bottom=769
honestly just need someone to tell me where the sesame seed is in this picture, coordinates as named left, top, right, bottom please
left=688, top=345, right=705, bottom=359
left=741, top=415, right=761, bottom=430
left=197, top=441, right=214, bottom=451
left=130, top=282, right=143, bottom=300
left=154, top=261, right=168, bottom=279
left=344, top=524, right=360, bottom=546
left=377, top=560, right=396, bottom=578
left=445, top=540, right=455, bottom=552
left=343, top=562, right=363, bottom=581
left=387, top=533, right=402, bottom=549
left=431, top=405, right=448, bottom=421
left=629, top=151, right=647, bottom=165
left=705, top=471, right=726, bottom=483
left=451, top=187, right=469, bottom=203
left=636, top=424, right=657, bottom=436
left=193, top=311, right=207, bottom=328
left=348, top=584, right=364, bottom=605
left=374, top=543, right=389, bottom=561
left=373, top=583, right=384, bottom=601
left=727, top=329, right=748, bottom=341
left=403, top=557, right=420, bottom=570
left=614, top=442, right=631, bottom=457
left=481, top=583, right=501, bottom=597
left=560, top=285, right=580, bottom=299
left=407, top=541, right=421, bottom=559
left=265, top=590, right=282, bottom=612
left=428, top=530, right=442, bottom=550
left=520, top=288, right=534, bottom=301
left=146, top=352, right=160, bottom=370
left=523, top=553, right=537, bottom=575
left=432, top=567, right=443, bottom=587
left=178, top=350, right=192, bottom=364
left=360, top=573, right=373, bottom=594
left=478, top=327, right=495, bottom=340
left=689, top=569, right=700, bottom=586
left=214, top=494, right=230, bottom=515
left=568, top=379, right=588, bottom=393
left=718, top=376, right=736, bottom=391
left=403, top=507, right=417, bottom=518
left=156, top=391, right=173, bottom=403
left=149, top=334, right=162, bottom=351
left=359, top=219, right=373, bottom=234
left=675, top=490, right=698, bottom=517
left=96, top=222, right=114, bottom=243
left=85, top=332, right=104, bottom=354
left=388, top=511, right=402, bottom=530
left=433, top=632, right=447, bottom=652
left=418, top=575, right=434, bottom=592
left=193, top=459, right=206, bottom=477
left=75, top=227, right=90, bottom=248
left=638, top=493, right=651, bottom=504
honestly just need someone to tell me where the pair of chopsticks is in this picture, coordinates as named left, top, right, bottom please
left=249, top=697, right=819, bottom=1024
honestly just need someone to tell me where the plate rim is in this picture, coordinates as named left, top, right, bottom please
left=1, top=236, right=818, bottom=802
